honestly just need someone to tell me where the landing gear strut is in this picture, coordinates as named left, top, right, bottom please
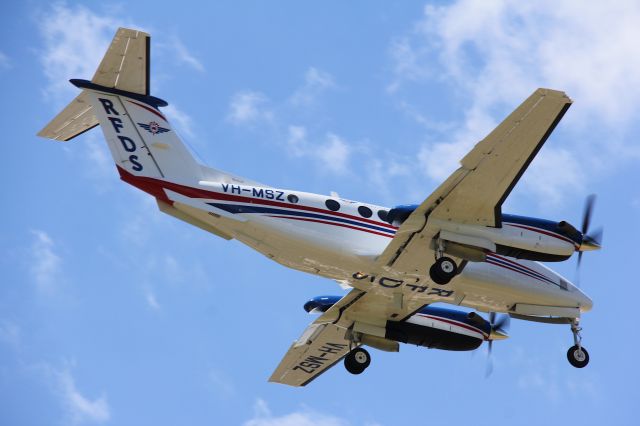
left=429, top=239, right=457, bottom=285
left=567, top=319, right=589, bottom=368
left=344, top=347, right=371, bottom=375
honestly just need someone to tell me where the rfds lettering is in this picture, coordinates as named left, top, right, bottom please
left=98, top=98, right=144, bottom=171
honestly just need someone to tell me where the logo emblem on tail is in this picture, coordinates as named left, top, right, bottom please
left=137, top=121, right=170, bottom=135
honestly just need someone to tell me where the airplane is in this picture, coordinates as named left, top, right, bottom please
left=38, top=28, right=601, bottom=387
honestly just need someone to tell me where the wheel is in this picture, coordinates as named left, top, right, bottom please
left=567, top=345, right=589, bottom=368
left=429, top=257, right=457, bottom=284
left=344, top=348, right=371, bottom=375
left=429, top=263, right=449, bottom=285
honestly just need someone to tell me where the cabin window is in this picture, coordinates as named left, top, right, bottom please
left=358, top=206, right=373, bottom=218
left=287, top=194, right=299, bottom=204
left=377, top=210, right=389, bottom=222
left=325, top=199, right=340, bottom=211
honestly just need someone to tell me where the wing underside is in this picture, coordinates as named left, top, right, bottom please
left=376, top=88, right=572, bottom=272
left=270, top=290, right=426, bottom=386
left=434, top=88, right=572, bottom=227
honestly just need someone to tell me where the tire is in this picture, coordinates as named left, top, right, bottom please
left=567, top=345, right=589, bottom=368
left=430, top=257, right=457, bottom=284
left=429, top=263, right=450, bottom=285
left=344, top=348, right=371, bottom=375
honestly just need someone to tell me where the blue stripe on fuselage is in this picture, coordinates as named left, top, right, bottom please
left=208, top=202, right=396, bottom=235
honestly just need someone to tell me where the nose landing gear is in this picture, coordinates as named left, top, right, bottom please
left=567, top=319, right=589, bottom=368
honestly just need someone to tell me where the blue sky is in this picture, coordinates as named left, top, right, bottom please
left=2, top=1, right=640, bottom=425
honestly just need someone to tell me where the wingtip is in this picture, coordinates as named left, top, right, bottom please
left=536, top=87, right=572, bottom=102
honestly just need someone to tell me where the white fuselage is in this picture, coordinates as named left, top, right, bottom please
left=150, top=176, right=593, bottom=316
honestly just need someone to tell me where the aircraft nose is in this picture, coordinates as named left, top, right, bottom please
left=579, top=234, right=601, bottom=252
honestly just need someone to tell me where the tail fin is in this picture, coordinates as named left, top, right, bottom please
left=38, top=28, right=201, bottom=181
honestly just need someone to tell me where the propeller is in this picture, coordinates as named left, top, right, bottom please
left=486, top=312, right=510, bottom=377
left=577, top=194, right=604, bottom=270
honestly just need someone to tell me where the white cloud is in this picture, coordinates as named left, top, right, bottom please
left=145, top=290, right=161, bottom=310
left=318, top=133, right=351, bottom=174
left=227, top=91, right=273, bottom=125
left=510, top=346, right=599, bottom=403
left=0, top=320, right=20, bottom=349
left=416, top=0, right=640, bottom=124
left=286, top=126, right=351, bottom=174
left=286, top=125, right=308, bottom=156
left=38, top=4, right=128, bottom=102
left=170, top=37, right=204, bottom=72
left=290, top=67, right=335, bottom=106
left=244, top=399, right=349, bottom=426
left=56, top=369, right=110, bottom=424
left=387, top=38, right=429, bottom=93
left=521, top=147, right=585, bottom=205
left=390, top=0, right=640, bottom=203
left=29, top=230, right=62, bottom=293
left=0, top=51, right=9, bottom=69
left=207, top=369, right=235, bottom=398
left=164, top=103, right=196, bottom=138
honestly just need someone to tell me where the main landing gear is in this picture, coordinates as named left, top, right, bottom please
left=429, top=239, right=458, bottom=285
left=567, top=319, right=589, bottom=368
left=344, top=347, right=371, bottom=375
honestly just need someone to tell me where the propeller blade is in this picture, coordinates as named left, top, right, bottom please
left=494, top=314, right=510, bottom=332
left=485, top=340, right=494, bottom=378
left=589, top=227, right=604, bottom=246
left=485, top=312, right=511, bottom=377
left=581, top=194, right=596, bottom=235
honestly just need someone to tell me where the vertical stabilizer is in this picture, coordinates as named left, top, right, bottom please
left=38, top=27, right=202, bottom=182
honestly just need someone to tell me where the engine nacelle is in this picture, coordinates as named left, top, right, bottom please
left=304, top=296, right=497, bottom=352
left=387, top=204, right=584, bottom=262
left=384, top=306, right=491, bottom=351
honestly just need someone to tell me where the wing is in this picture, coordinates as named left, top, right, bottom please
left=377, top=88, right=571, bottom=270
left=269, top=289, right=425, bottom=386
left=37, top=91, right=98, bottom=141
left=434, top=88, right=571, bottom=227
left=268, top=322, right=352, bottom=387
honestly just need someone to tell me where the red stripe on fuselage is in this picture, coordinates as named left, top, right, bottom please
left=266, top=215, right=394, bottom=238
left=126, top=100, right=167, bottom=122
left=116, top=167, right=397, bottom=231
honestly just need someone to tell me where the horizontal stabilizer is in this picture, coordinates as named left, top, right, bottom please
left=37, top=91, right=98, bottom=141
